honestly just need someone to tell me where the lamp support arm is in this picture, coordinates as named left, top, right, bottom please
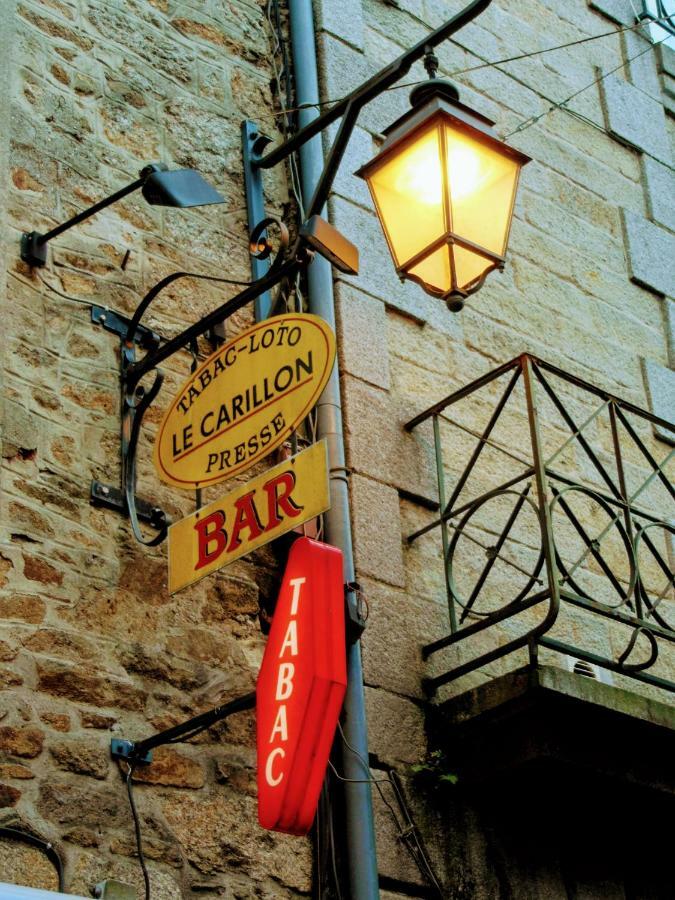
left=38, top=176, right=145, bottom=245
left=111, top=691, right=256, bottom=764
left=255, top=0, right=494, bottom=175
left=21, top=163, right=165, bottom=266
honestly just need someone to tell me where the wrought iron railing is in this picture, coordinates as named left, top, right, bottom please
left=405, top=354, right=675, bottom=697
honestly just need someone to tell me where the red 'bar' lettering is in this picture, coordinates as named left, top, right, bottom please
left=227, top=491, right=264, bottom=551
left=194, top=511, right=228, bottom=570
left=264, top=471, right=304, bottom=530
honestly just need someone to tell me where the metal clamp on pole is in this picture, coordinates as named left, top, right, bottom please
left=345, top=581, right=367, bottom=642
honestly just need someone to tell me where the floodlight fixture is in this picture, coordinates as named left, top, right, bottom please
left=20, top=163, right=225, bottom=267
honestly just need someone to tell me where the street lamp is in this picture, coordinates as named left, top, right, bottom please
left=357, top=79, right=530, bottom=311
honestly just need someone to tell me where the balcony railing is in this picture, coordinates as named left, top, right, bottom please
left=406, top=354, right=675, bottom=697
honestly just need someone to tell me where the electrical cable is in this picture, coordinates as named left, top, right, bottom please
left=35, top=269, right=97, bottom=308
left=249, top=13, right=674, bottom=121
left=125, top=763, right=151, bottom=900
left=387, top=771, right=445, bottom=897
left=331, top=731, right=444, bottom=897
left=327, top=797, right=344, bottom=900
left=0, top=827, right=65, bottom=892
left=35, top=267, right=251, bottom=362
left=503, top=33, right=669, bottom=139
left=251, top=12, right=675, bottom=176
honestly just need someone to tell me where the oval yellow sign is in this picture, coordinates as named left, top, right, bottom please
left=153, top=314, right=336, bottom=489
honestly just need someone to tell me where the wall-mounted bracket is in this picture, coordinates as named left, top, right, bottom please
left=91, top=305, right=161, bottom=349
left=90, top=481, right=167, bottom=530
left=110, top=738, right=153, bottom=766
left=345, top=581, right=367, bottom=642
left=110, top=691, right=255, bottom=767
left=90, top=305, right=168, bottom=545
left=242, top=120, right=274, bottom=321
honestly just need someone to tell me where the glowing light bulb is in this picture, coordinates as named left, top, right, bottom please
left=393, top=139, right=443, bottom=206
left=447, top=143, right=484, bottom=201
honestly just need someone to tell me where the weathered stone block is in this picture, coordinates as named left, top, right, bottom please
left=361, top=578, right=447, bottom=699
left=50, top=737, right=109, bottom=779
left=36, top=658, right=146, bottom=711
left=365, top=686, right=426, bottom=767
left=22, top=554, right=63, bottom=586
left=664, top=298, right=675, bottom=368
left=0, top=725, right=44, bottom=758
left=1, top=397, right=39, bottom=459
left=623, top=27, right=663, bottom=100
left=81, top=709, right=117, bottom=730
left=316, top=0, right=364, bottom=50
left=350, top=474, right=405, bottom=587
left=642, top=155, right=675, bottom=233
left=622, top=209, right=675, bottom=297
left=659, top=43, right=675, bottom=78
left=342, top=375, right=437, bottom=502
left=0, top=763, right=34, bottom=779
left=0, top=783, right=22, bottom=806
left=130, top=747, right=205, bottom=789
left=601, top=74, right=671, bottom=162
left=325, top=122, right=374, bottom=211
left=161, top=791, right=311, bottom=889
left=335, top=282, right=390, bottom=389
left=120, top=642, right=208, bottom=691
left=39, top=712, right=70, bottom=732
left=0, top=593, right=46, bottom=624
left=589, top=0, right=637, bottom=26
left=642, top=358, right=675, bottom=443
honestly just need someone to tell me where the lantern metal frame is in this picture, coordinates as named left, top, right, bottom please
left=355, top=81, right=531, bottom=309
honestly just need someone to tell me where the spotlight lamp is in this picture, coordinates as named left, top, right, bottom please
left=356, top=80, right=531, bottom=311
left=20, top=163, right=225, bottom=267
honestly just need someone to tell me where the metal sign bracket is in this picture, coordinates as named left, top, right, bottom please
left=90, top=305, right=169, bottom=545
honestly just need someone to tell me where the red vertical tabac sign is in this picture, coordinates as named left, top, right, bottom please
left=256, top=537, right=347, bottom=835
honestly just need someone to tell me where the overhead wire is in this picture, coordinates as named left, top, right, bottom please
left=250, top=12, right=675, bottom=176
left=503, top=32, right=669, bottom=139
left=249, top=13, right=674, bottom=121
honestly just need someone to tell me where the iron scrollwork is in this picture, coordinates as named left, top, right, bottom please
left=93, top=218, right=296, bottom=544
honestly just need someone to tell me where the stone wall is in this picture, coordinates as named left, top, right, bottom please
left=0, top=0, right=673, bottom=898
left=0, top=0, right=312, bottom=896
left=314, top=0, right=674, bottom=896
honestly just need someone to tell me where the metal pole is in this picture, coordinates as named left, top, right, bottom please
left=433, top=415, right=457, bottom=632
left=288, top=2, right=379, bottom=898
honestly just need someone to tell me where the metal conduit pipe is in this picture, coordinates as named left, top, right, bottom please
left=288, top=2, right=380, bottom=898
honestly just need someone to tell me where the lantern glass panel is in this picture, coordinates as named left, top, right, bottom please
left=366, top=125, right=445, bottom=267
left=452, top=245, right=493, bottom=291
left=409, top=245, right=452, bottom=296
left=444, top=124, right=520, bottom=257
